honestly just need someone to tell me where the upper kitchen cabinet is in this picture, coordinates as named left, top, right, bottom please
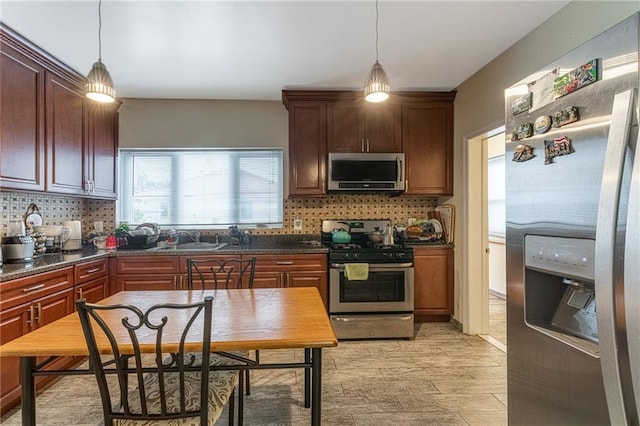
left=327, top=100, right=401, bottom=153
left=0, top=24, right=118, bottom=199
left=282, top=92, right=327, bottom=196
left=0, top=29, right=46, bottom=192
left=45, top=71, right=86, bottom=196
left=402, top=97, right=455, bottom=195
left=283, top=90, right=455, bottom=197
left=85, top=102, right=118, bottom=198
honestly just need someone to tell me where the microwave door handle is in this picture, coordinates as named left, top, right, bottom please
left=398, top=157, right=403, bottom=186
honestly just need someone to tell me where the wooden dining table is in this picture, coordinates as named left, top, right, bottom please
left=0, top=287, right=338, bottom=426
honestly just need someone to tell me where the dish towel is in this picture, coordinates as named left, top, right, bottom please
left=344, top=263, right=369, bottom=281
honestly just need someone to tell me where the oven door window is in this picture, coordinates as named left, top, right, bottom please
left=340, top=270, right=406, bottom=303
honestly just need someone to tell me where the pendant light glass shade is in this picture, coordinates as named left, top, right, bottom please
left=364, top=0, right=389, bottom=102
left=86, top=0, right=115, bottom=103
left=364, top=60, right=390, bottom=102
left=86, top=60, right=116, bottom=103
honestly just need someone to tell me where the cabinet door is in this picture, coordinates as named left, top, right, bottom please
left=35, top=287, right=75, bottom=328
left=327, top=101, right=364, bottom=153
left=364, top=103, right=402, bottom=153
left=75, top=276, right=108, bottom=304
left=0, top=41, right=45, bottom=191
left=0, top=303, right=29, bottom=412
left=253, top=271, right=284, bottom=289
left=45, top=71, right=86, bottom=195
left=288, top=101, right=327, bottom=196
left=413, top=248, right=454, bottom=321
left=286, top=271, right=328, bottom=308
left=86, top=102, right=118, bottom=199
left=402, top=102, right=453, bottom=195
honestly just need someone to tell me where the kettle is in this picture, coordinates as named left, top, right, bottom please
left=331, top=228, right=351, bottom=244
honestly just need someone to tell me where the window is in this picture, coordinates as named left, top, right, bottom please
left=119, top=149, right=283, bottom=228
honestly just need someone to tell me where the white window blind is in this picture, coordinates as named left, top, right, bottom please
left=119, top=149, right=283, bottom=228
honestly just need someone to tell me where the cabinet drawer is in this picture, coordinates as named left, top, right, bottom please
left=252, top=254, right=327, bottom=271
left=75, top=258, right=108, bottom=284
left=178, top=254, right=242, bottom=274
left=0, top=267, right=74, bottom=311
left=116, top=256, right=180, bottom=275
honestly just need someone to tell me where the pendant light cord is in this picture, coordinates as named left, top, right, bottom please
left=375, top=0, right=379, bottom=61
left=97, top=0, right=103, bottom=61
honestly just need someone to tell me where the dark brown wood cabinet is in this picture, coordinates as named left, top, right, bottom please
left=86, top=102, right=118, bottom=198
left=283, top=90, right=455, bottom=196
left=413, top=247, right=454, bottom=322
left=402, top=101, right=454, bottom=195
left=0, top=24, right=118, bottom=199
left=0, top=267, right=76, bottom=415
left=327, top=100, right=401, bottom=153
left=45, top=70, right=86, bottom=195
left=252, top=254, right=328, bottom=307
left=0, top=32, right=46, bottom=192
left=286, top=100, right=327, bottom=196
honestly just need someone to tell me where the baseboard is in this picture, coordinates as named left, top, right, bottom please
left=489, top=289, right=506, bottom=299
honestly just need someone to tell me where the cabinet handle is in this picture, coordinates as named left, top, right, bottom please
left=361, top=139, right=365, bottom=152
left=179, top=276, right=184, bottom=290
left=173, top=276, right=178, bottom=290
left=22, top=284, right=45, bottom=293
left=285, top=272, right=290, bottom=288
left=366, top=139, right=370, bottom=152
left=276, top=261, right=294, bottom=265
left=27, top=305, right=35, bottom=328
left=86, top=268, right=100, bottom=274
left=35, top=302, right=42, bottom=325
left=78, top=288, right=84, bottom=299
left=91, top=180, right=95, bottom=193
left=85, top=180, right=91, bottom=194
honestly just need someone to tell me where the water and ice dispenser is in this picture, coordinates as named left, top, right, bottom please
left=524, top=235, right=599, bottom=356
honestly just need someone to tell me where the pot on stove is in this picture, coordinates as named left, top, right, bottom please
left=368, top=227, right=385, bottom=244
left=331, top=228, right=351, bottom=244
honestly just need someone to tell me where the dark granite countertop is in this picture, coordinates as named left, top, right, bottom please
left=1, top=234, right=328, bottom=281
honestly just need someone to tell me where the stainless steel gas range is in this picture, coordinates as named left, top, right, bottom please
left=321, top=219, right=414, bottom=339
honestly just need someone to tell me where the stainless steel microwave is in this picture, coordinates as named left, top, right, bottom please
left=327, top=152, right=405, bottom=192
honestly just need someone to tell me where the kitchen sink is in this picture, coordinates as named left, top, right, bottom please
left=148, top=242, right=228, bottom=251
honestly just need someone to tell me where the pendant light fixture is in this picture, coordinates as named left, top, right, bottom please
left=85, top=0, right=116, bottom=103
left=364, top=0, right=390, bottom=103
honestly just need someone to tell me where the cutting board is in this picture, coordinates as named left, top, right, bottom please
left=435, top=204, right=455, bottom=243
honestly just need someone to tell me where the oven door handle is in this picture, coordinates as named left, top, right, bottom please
left=331, top=262, right=414, bottom=269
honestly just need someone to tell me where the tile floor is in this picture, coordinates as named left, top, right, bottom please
left=1, top=321, right=507, bottom=426
left=488, top=294, right=507, bottom=347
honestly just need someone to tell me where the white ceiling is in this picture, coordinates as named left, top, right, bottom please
left=0, top=0, right=570, bottom=101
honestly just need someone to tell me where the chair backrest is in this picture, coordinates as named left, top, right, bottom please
left=186, top=257, right=256, bottom=290
left=76, top=296, right=214, bottom=425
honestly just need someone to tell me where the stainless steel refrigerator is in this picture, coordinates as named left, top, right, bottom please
left=505, top=13, right=639, bottom=425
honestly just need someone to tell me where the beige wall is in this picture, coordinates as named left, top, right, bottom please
left=451, top=2, right=639, bottom=331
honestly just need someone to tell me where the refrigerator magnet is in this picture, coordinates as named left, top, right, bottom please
left=511, top=122, right=533, bottom=141
left=553, top=59, right=599, bottom=98
left=544, top=136, right=573, bottom=164
left=552, top=106, right=580, bottom=128
left=534, top=116, right=552, bottom=134
left=512, top=144, right=535, bottom=162
left=511, top=93, right=532, bottom=115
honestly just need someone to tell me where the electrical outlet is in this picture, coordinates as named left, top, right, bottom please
left=294, top=218, right=303, bottom=230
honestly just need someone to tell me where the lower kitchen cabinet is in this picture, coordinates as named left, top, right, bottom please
left=0, top=268, right=76, bottom=415
left=413, top=247, right=454, bottom=322
left=115, top=256, right=182, bottom=291
left=252, top=254, right=328, bottom=308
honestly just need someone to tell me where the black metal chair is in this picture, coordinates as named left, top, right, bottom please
left=186, top=257, right=258, bottom=425
left=76, top=296, right=238, bottom=426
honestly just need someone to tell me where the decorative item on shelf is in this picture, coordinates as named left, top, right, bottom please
left=552, top=106, right=580, bottom=128
left=364, top=0, right=390, bottom=103
left=512, top=143, right=535, bottom=162
left=544, top=136, right=573, bottom=165
left=85, top=0, right=116, bottom=103
left=511, top=122, right=533, bottom=141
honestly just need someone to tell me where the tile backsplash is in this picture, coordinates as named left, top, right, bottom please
left=2, top=191, right=437, bottom=237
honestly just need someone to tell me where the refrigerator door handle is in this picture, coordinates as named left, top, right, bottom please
left=595, top=88, right=635, bottom=426
left=625, top=127, right=640, bottom=416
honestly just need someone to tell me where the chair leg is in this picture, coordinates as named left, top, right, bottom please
left=228, top=388, right=235, bottom=425
left=238, top=371, right=244, bottom=426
